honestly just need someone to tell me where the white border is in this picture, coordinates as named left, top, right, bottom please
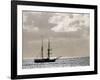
left=17, top=5, right=94, bottom=75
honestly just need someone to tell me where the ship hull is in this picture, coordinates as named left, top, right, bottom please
left=34, top=58, right=56, bottom=63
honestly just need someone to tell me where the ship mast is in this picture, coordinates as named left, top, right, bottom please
left=47, top=39, right=51, bottom=59
left=41, top=38, right=44, bottom=59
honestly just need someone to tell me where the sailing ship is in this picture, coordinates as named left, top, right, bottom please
left=34, top=39, right=59, bottom=63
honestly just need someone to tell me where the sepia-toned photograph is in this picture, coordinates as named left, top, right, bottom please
left=11, top=1, right=97, bottom=79
left=22, top=11, right=90, bottom=69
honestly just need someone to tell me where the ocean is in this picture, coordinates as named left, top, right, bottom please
left=22, top=57, right=89, bottom=69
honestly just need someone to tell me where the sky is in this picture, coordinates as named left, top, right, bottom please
left=22, top=11, right=90, bottom=59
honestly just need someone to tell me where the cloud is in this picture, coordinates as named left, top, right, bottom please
left=51, top=21, right=78, bottom=32
left=22, top=11, right=90, bottom=39
left=23, top=25, right=39, bottom=32
left=23, top=11, right=54, bottom=33
left=49, top=13, right=90, bottom=33
left=23, top=11, right=42, bottom=32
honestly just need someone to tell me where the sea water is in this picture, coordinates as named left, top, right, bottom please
left=22, top=57, right=89, bottom=69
